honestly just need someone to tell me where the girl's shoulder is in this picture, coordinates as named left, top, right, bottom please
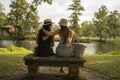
left=69, top=29, right=75, bottom=35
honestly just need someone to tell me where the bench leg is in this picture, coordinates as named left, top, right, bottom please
left=69, top=65, right=79, bottom=79
left=28, top=65, right=39, bottom=76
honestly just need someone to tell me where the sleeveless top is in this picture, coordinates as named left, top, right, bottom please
left=56, top=38, right=74, bottom=57
left=36, top=33, right=54, bottom=57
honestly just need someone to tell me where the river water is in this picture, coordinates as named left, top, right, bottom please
left=0, top=40, right=119, bottom=54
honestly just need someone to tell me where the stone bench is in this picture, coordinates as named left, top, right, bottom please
left=23, top=54, right=86, bottom=79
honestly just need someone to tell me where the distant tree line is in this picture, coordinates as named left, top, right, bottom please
left=81, top=5, right=120, bottom=42
left=0, top=0, right=120, bottom=41
left=67, top=0, right=120, bottom=42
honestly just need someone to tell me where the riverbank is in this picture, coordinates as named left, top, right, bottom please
left=1, top=40, right=120, bottom=54
left=0, top=50, right=120, bottom=80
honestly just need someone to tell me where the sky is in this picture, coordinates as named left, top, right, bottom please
left=0, top=0, right=120, bottom=24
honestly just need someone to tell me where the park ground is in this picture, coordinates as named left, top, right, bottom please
left=0, top=46, right=120, bottom=80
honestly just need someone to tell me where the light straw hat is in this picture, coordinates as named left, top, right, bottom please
left=58, top=18, right=68, bottom=26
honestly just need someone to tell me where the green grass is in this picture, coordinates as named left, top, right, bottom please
left=84, top=54, right=120, bottom=80
left=0, top=45, right=32, bottom=54
left=0, top=46, right=120, bottom=80
left=0, top=53, right=27, bottom=79
left=0, top=46, right=32, bottom=80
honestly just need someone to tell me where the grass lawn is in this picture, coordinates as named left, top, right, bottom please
left=0, top=53, right=27, bottom=80
left=84, top=54, right=120, bottom=80
left=0, top=46, right=120, bottom=80
left=0, top=46, right=32, bottom=80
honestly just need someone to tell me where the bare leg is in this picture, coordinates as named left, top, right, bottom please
left=59, top=67, right=65, bottom=73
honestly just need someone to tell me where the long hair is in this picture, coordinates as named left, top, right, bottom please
left=60, top=25, right=69, bottom=44
left=39, top=24, right=54, bottom=46
left=39, top=24, right=51, bottom=37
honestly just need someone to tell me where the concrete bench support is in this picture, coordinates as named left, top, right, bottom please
left=28, top=65, right=39, bottom=75
left=23, top=54, right=86, bottom=79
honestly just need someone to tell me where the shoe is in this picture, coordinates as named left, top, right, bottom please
left=59, top=68, right=65, bottom=73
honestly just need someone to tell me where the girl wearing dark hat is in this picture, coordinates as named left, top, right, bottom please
left=35, top=19, right=54, bottom=57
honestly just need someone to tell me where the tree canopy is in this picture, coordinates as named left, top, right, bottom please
left=93, top=5, right=109, bottom=41
left=33, top=0, right=52, bottom=6
left=8, top=0, right=40, bottom=40
left=68, top=0, right=84, bottom=41
left=0, top=2, right=7, bottom=27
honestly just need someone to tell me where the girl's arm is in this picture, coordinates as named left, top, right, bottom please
left=42, top=28, right=60, bottom=36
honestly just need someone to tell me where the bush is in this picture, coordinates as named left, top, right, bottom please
left=0, top=45, right=32, bottom=54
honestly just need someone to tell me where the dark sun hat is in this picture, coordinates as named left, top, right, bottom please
left=43, top=19, right=53, bottom=25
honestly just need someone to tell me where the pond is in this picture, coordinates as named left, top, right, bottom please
left=0, top=40, right=119, bottom=54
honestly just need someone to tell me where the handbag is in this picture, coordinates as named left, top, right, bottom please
left=72, top=43, right=86, bottom=58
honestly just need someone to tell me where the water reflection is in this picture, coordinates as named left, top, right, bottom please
left=15, top=41, right=37, bottom=51
left=0, top=40, right=14, bottom=47
left=96, top=42, right=119, bottom=53
left=81, top=43, right=97, bottom=54
left=0, top=40, right=119, bottom=54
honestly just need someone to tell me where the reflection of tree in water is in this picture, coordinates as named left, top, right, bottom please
left=96, top=42, right=117, bottom=53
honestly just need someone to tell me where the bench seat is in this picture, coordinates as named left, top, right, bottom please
left=23, top=54, right=86, bottom=79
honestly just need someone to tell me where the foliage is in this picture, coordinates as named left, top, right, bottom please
left=93, top=5, right=109, bottom=41
left=68, top=0, right=84, bottom=27
left=107, top=10, right=120, bottom=39
left=32, top=0, right=52, bottom=6
left=92, top=5, right=120, bottom=42
left=105, top=51, right=120, bottom=55
left=52, top=25, right=59, bottom=31
left=8, top=0, right=40, bottom=40
left=0, top=36, right=12, bottom=40
left=0, top=2, right=7, bottom=27
left=81, top=21, right=96, bottom=37
left=68, top=0, right=84, bottom=41
left=0, top=45, right=32, bottom=54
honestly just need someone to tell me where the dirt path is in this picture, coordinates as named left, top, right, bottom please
left=39, top=67, right=104, bottom=80
left=80, top=68, right=103, bottom=80
left=6, top=67, right=104, bottom=80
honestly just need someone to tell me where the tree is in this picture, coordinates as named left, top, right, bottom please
left=107, top=10, right=120, bottom=39
left=0, top=2, right=7, bottom=27
left=93, top=5, right=109, bottom=41
left=8, top=0, right=40, bottom=40
left=81, top=21, right=96, bottom=39
left=25, top=4, right=40, bottom=34
left=32, top=0, right=52, bottom=6
left=68, top=0, right=84, bottom=41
